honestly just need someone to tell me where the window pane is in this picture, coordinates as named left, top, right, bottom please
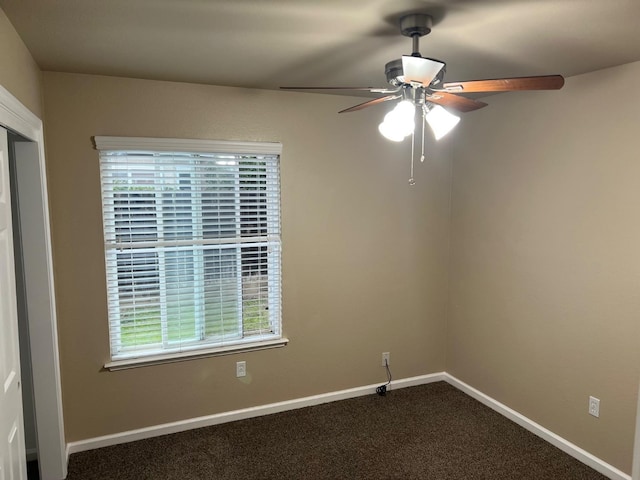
left=116, top=250, right=162, bottom=347
left=202, top=167, right=237, bottom=239
left=162, top=173, right=194, bottom=241
left=241, top=245, right=270, bottom=334
left=165, top=248, right=200, bottom=343
left=114, top=191, right=157, bottom=243
left=240, top=163, right=268, bottom=237
left=203, top=247, right=241, bottom=339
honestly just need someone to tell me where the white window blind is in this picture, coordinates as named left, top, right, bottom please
left=95, top=137, right=283, bottom=365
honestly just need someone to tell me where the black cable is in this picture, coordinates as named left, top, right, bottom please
left=376, top=359, right=392, bottom=396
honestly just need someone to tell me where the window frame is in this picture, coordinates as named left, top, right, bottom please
left=94, top=136, right=287, bottom=370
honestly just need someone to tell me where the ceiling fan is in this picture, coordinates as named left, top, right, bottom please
left=281, top=13, right=565, bottom=184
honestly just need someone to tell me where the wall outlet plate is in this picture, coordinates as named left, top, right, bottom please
left=589, top=396, right=600, bottom=417
left=236, top=361, right=246, bottom=378
left=382, top=352, right=390, bottom=367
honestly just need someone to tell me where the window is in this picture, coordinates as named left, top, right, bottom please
left=95, top=137, right=285, bottom=369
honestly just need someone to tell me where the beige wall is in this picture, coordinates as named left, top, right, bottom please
left=0, top=7, right=42, bottom=117
left=42, top=72, right=451, bottom=441
left=448, top=61, right=640, bottom=473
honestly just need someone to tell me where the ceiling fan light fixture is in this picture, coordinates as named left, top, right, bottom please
left=378, top=100, right=415, bottom=142
left=425, top=105, right=460, bottom=140
left=378, top=121, right=406, bottom=142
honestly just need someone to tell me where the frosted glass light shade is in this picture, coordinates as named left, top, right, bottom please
left=378, top=100, right=415, bottom=142
left=378, top=121, right=406, bottom=142
left=425, top=105, right=460, bottom=140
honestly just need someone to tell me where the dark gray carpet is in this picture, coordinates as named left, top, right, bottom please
left=67, top=382, right=609, bottom=479
left=27, top=460, right=39, bottom=480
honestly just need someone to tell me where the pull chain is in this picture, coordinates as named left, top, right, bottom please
left=420, top=107, right=426, bottom=163
left=409, top=129, right=416, bottom=186
left=409, top=104, right=431, bottom=185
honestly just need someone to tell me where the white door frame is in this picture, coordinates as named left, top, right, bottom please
left=0, top=85, right=66, bottom=479
left=633, top=381, right=640, bottom=480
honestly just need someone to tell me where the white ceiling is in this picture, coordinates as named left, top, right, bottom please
left=3, top=0, right=640, bottom=97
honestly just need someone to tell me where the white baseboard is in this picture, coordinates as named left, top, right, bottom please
left=66, top=372, right=446, bottom=455
left=444, top=374, right=631, bottom=480
left=632, top=383, right=640, bottom=480
left=65, top=371, right=631, bottom=480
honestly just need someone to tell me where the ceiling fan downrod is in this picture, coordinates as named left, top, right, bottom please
left=399, top=13, right=433, bottom=56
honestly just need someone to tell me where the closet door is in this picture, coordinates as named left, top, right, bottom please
left=0, top=126, right=27, bottom=480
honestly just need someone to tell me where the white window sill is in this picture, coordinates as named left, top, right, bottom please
left=104, top=337, right=289, bottom=371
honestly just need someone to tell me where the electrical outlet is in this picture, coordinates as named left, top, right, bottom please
left=236, top=361, right=246, bottom=378
left=382, top=352, right=390, bottom=367
left=588, top=396, right=600, bottom=417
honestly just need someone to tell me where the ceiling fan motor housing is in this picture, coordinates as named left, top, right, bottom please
left=384, top=58, right=446, bottom=87
left=385, top=59, right=404, bottom=86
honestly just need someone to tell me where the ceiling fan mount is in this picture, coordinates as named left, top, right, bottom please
left=399, top=13, right=433, bottom=39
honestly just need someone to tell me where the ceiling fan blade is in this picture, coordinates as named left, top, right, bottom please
left=442, top=75, right=565, bottom=93
left=402, top=56, right=446, bottom=85
left=426, top=92, right=488, bottom=113
left=281, top=86, right=377, bottom=91
left=281, top=86, right=401, bottom=94
left=338, top=95, right=401, bottom=114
